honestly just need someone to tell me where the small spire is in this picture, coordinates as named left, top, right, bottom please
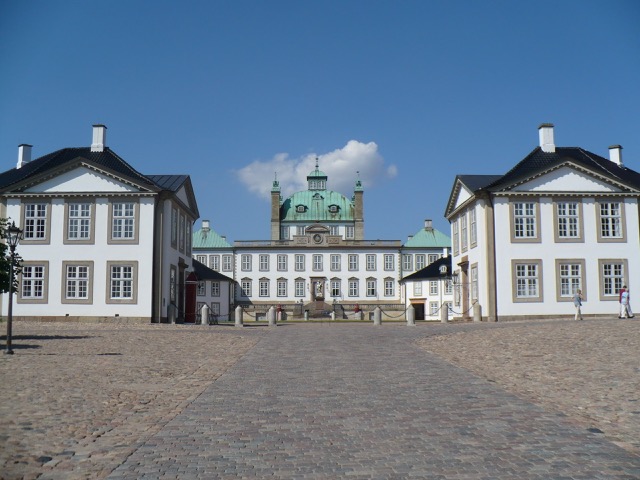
left=315, top=156, right=319, bottom=170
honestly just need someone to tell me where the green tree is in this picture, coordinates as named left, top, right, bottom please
left=0, top=218, right=23, bottom=294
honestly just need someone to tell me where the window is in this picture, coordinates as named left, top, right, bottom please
left=366, top=278, right=376, bottom=297
left=197, top=281, right=206, bottom=296
left=296, top=205, right=306, bottom=213
left=599, top=259, right=627, bottom=300
left=295, top=278, right=305, bottom=297
left=18, top=262, right=48, bottom=303
left=241, top=254, right=252, bottom=271
left=511, top=201, right=540, bottom=242
left=331, top=278, right=341, bottom=297
left=555, top=201, right=582, bottom=242
left=384, top=278, right=394, bottom=297
left=210, top=302, right=220, bottom=315
left=241, top=278, right=252, bottom=297
left=413, top=282, right=422, bottom=296
left=65, top=202, right=94, bottom=244
left=186, top=222, right=192, bottom=256
left=346, top=226, right=355, bottom=239
left=209, top=255, right=220, bottom=271
left=211, top=281, right=220, bottom=297
left=452, top=219, right=459, bottom=255
left=430, top=302, right=439, bottom=316
left=330, top=254, right=341, bottom=271
left=277, top=255, right=287, bottom=271
left=428, top=254, right=439, bottom=265
left=277, top=278, right=287, bottom=297
left=470, top=209, right=477, bottom=247
left=384, top=254, right=394, bottom=271
left=280, top=226, right=289, bottom=240
left=555, top=260, right=585, bottom=301
left=312, top=254, right=323, bottom=271
left=470, top=264, right=478, bottom=301
left=366, top=254, right=376, bottom=271
left=348, top=254, right=358, bottom=271
left=179, top=213, right=185, bottom=252
left=512, top=260, right=543, bottom=302
left=110, top=201, right=138, bottom=244
left=296, top=225, right=306, bottom=235
left=195, top=255, right=206, bottom=264
left=328, top=205, right=339, bottom=213
left=597, top=201, right=625, bottom=242
left=415, top=255, right=425, bottom=271
left=259, top=255, right=269, bottom=271
left=402, top=254, right=413, bottom=271
left=171, top=207, right=178, bottom=248
left=62, top=262, right=92, bottom=304
left=259, top=279, right=269, bottom=297
left=170, top=265, right=177, bottom=303
left=22, top=203, right=50, bottom=244
left=107, top=261, right=138, bottom=304
left=444, top=279, right=453, bottom=295
left=461, top=214, right=468, bottom=251
left=330, top=225, right=339, bottom=236
left=295, top=254, right=305, bottom=271
left=430, top=281, right=438, bottom=295
left=222, top=255, right=233, bottom=272
left=348, top=278, right=359, bottom=297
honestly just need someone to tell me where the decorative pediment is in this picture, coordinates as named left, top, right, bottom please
left=23, top=166, right=141, bottom=193
left=454, top=184, right=473, bottom=209
left=509, top=165, right=625, bottom=193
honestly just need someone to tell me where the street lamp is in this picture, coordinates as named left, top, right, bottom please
left=5, top=221, right=23, bottom=355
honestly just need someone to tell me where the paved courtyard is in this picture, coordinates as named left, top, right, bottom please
left=1, top=319, right=639, bottom=479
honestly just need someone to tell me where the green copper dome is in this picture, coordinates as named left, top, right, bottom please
left=281, top=190, right=354, bottom=222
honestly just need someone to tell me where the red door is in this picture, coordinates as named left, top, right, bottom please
left=185, top=272, right=198, bottom=323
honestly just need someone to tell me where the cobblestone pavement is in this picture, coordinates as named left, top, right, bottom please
left=418, top=318, right=640, bottom=456
left=0, top=322, right=259, bottom=480
left=2, top=320, right=639, bottom=479
left=107, top=321, right=639, bottom=479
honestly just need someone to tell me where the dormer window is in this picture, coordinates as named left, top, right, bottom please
left=328, top=204, right=339, bottom=213
left=296, top=205, right=307, bottom=213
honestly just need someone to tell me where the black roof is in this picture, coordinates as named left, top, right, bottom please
left=487, top=147, right=640, bottom=192
left=0, top=147, right=157, bottom=191
left=401, top=256, right=452, bottom=282
left=146, top=175, right=190, bottom=192
left=457, top=174, right=502, bottom=192
left=192, top=259, right=234, bottom=282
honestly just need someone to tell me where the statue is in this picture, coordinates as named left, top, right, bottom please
left=315, top=281, right=324, bottom=298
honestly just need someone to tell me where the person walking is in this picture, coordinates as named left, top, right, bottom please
left=573, top=289, right=584, bottom=321
left=619, top=286, right=634, bottom=319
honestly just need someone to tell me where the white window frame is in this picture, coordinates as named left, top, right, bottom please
left=512, top=259, right=543, bottom=302
left=597, top=201, right=625, bottom=242
left=295, top=278, right=305, bottom=297
left=348, top=254, right=358, bottom=271
left=211, top=281, right=220, bottom=297
left=241, top=254, right=252, bottom=272
left=384, top=278, right=394, bottom=297
left=330, top=278, right=341, bottom=297
left=62, top=261, right=92, bottom=304
left=295, top=254, right=305, bottom=272
left=402, top=254, right=413, bottom=271
left=277, top=278, right=287, bottom=297
left=330, top=254, right=341, bottom=271
left=366, top=254, right=376, bottom=271
left=106, top=261, right=138, bottom=304
left=384, top=254, right=394, bottom=271
left=312, top=254, right=323, bottom=271
left=277, top=254, right=288, bottom=271
left=222, top=255, right=232, bottom=272
left=511, top=200, right=540, bottom=242
left=259, top=254, right=269, bottom=272
left=348, top=278, right=359, bottom=297
left=599, top=259, right=627, bottom=300
left=209, top=255, right=220, bottom=271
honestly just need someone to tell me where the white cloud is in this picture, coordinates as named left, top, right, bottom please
left=235, top=140, right=396, bottom=200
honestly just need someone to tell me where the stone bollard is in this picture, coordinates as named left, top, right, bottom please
left=201, top=304, right=210, bottom=325
left=441, top=304, right=449, bottom=323
left=331, top=311, right=336, bottom=321
left=473, top=303, right=482, bottom=322
left=304, top=310, right=309, bottom=321
left=268, top=306, right=277, bottom=327
left=406, top=304, right=415, bottom=326
left=373, top=306, right=382, bottom=325
left=235, top=305, right=244, bottom=327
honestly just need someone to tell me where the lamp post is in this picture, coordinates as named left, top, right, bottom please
left=5, top=221, right=23, bottom=355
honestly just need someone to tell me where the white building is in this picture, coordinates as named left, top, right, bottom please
left=0, top=125, right=199, bottom=323
left=445, top=123, right=640, bottom=321
left=192, top=162, right=451, bottom=319
left=400, top=256, right=455, bottom=321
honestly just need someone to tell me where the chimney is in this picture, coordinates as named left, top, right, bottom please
left=17, top=144, right=32, bottom=169
left=221, top=236, right=227, bottom=242
left=91, top=124, right=107, bottom=152
left=407, top=235, right=413, bottom=242
left=538, top=123, right=555, bottom=153
left=202, top=220, right=210, bottom=231
left=424, top=219, right=433, bottom=231
left=609, top=145, right=623, bottom=167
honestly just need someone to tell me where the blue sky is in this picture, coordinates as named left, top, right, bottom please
left=1, top=0, right=639, bottom=242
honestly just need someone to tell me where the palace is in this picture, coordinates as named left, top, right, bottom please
left=192, top=160, right=451, bottom=320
